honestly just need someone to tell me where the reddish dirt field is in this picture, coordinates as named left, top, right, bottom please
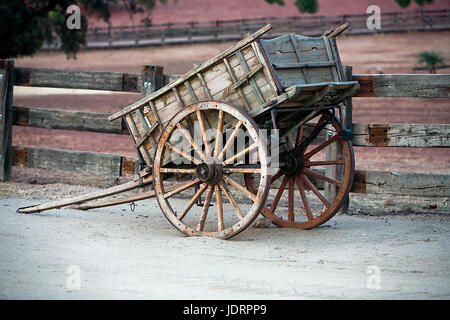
left=12, top=31, right=450, bottom=184
left=84, top=0, right=450, bottom=27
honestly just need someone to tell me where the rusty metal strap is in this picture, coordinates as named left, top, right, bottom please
left=368, top=124, right=388, bottom=146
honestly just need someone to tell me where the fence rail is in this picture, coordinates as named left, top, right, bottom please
left=1, top=61, right=449, bottom=198
left=42, top=9, right=450, bottom=49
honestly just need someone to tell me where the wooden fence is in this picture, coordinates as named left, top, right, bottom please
left=42, top=9, right=450, bottom=49
left=0, top=60, right=449, bottom=198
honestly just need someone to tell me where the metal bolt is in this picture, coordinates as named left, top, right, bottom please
left=0, top=114, right=2, bottom=120
left=0, top=155, right=2, bottom=159
left=0, top=74, right=4, bottom=79
left=144, top=81, right=152, bottom=88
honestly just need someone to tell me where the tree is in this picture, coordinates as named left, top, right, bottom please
left=0, top=0, right=164, bottom=59
left=417, top=51, right=445, bottom=73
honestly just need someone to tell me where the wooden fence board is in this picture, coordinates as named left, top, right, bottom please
left=352, top=170, right=450, bottom=197
left=352, top=123, right=450, bottom=147
left=13, top=106, right=127, bottom=134
left=354, top=74, right=450, bottom=98
left=294, top=123, right=449, bottom=148
left=14, top=146, right=123, bottom=176
left=14, top=67, right=141, bottom=92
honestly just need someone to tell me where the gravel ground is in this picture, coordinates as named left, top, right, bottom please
left=0, top=182, right=449, bottom=300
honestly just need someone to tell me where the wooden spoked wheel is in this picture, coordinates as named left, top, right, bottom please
left=153, top=101, right=271, bottom=239
left=244, top=110, right=355, bottom=229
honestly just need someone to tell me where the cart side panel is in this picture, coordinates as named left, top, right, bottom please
left=127, top=42, right=279, bottom=168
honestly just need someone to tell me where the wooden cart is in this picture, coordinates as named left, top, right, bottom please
left=18, top=24, right=359, bottom=239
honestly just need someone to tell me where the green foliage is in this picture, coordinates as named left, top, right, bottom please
left=418, top=51, right=445, bottom=65
left=395, top=0, right=434, bottom=7
left=265, top=0, right=285, bottom=5
left=413, top=0, right=434, bottom=5
left=418, top=51, right=446, bottom=73
left=294, top=0, right=318, bottom=13
left=395, top=0, right=411, bottom=7
left=0, top=0, right=162, bottom=59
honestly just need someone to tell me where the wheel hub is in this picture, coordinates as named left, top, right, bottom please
left=196, top=163, right=223, bottom=185
left=281, top=153, right=304, bottom=177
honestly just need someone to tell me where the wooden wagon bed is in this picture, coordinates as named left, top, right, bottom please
left=109, top=24, right=359, bottom=168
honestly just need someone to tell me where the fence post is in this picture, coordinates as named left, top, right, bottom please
left=135, top=65, right=164, bottom=179
left=141, top=65, right=164, bottom=97
left=339, top=65, right=354, bottom=214
left=0, top=60, right=14, bottom=182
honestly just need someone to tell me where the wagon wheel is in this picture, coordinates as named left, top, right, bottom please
left=244, top=110, right=354, bottom=229
left=153, top=101, right=271, bottom=239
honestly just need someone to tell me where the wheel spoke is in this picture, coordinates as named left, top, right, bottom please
left=165, top=141, right=201, bottom=165
left=267, top=175, right=289, bottom=215
left=301, top=174, right=331, bottom=208
left=176, top=122, right=205, bottom=161
left=270, top=170, right=283, bottom=184
left=304, top=160, right=345, bottom=166
left=196, top=110, right=212, bottom=156
left=220, top=182, right=244, bottom=220
left=295, top=125, right=304, bottom=147
left=304, top=168, right=342, bottom=187
left=213, top=110, right=224, bottom=157
left=295, top=177, right=313, bottom=221
left=288, top=177, right=294, bottom=222
left=223, top=143, right=257, bottom=166
left=215, top=185, right=224, bottom=231
left=217, top=121, right=242, bottom=161
left=159, top=167, right=196, bottom=174
left=163, top=178, right=200, bottom=199
left=223, top=167, right=262, bottom=174
left=177, top=183, right=208, bottom=221
left=196, top=186, right=214, bottom=231
left=223, top=174, right=256, bottom=202
left=304, top=134, right=339, bottom=159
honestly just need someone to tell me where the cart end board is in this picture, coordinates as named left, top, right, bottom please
left=259, top=34, right=359, bottom=107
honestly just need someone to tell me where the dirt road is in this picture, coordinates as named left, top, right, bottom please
left=0, top=183, right=448, bottom=299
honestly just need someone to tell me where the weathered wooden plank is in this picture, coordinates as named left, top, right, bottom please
left=322, top=36, right=339, bottom=82
left=223, top=57, right=251, bottom=109
left=196, top=72, right=213, bottom=99
left=14, top=67, right=141, bottom=92
left=236, top=50, right=266, bottom=104
left=13, top=106, right=125, bottom=134
left=288, top=33, right=311, bottom=84
left=352, top=123, right=450, bottom=147
left=13, top=146, right=123, bottom=176
left=272, top=61, right=336, bottom=69
left=351, top=170, right=450, bottom=197
left=353, top=74, right=450, bottom=98
left=0, top=60, right=14, bottom=181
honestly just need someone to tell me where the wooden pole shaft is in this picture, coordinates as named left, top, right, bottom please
left=0, top=60, right=14, bottom=182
